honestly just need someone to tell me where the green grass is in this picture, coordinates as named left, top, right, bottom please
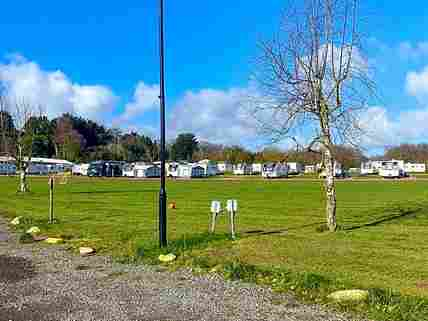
left=1, top=175, right=428, bottom=320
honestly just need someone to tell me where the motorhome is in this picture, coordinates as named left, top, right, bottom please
left=379, top=160, right=406, bottom=178
left=262, top=162, right=288, bottom=178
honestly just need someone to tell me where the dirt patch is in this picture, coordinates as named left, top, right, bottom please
left=0, top=255, right=35, bottom=282
left=416, top=281, right=428, bottom=289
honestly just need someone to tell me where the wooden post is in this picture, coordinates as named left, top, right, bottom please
left=49, top=176, right=54, bottom=223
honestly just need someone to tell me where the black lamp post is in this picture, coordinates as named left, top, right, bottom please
left=158, top=0, right=167, bottom=247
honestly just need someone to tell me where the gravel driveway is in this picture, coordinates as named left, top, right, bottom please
left=0, top=218, right=362, bottom=321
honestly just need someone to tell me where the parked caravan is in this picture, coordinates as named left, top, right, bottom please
left=252, top=163, right=263, bottom=174
left=287, top=162, right=304, bottom=175
left=379, top=160, right=406, bottom=178
left=404, top=162, right=426, bottom=173
left=167, top=162, right=180, bottom=177
left=217, top=161, right=233, bottom=173
left=122, top=164, right=135, bottom=177
left=262, top=162, right=288, bottom=178
left=233, top=163, right=253, bottom=175
left=87, top=161, right=123, bottom=177
left=318, top=162, right=344, bottom=178
left=198, top=159, right=218, bottom=176
left=361, top=160, right=383, bottom=175
left=72, top=164, right=89, bottom=176
left=304, top=165, right=316, bottom=174
left=134, top=163, right=161, bottom=178
left=177, top=164, right=205, bottom=178
left=0, top=156, right=16, bottom=175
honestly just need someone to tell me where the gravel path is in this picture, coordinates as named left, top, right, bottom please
left=0, top=218, right=363, bottom=321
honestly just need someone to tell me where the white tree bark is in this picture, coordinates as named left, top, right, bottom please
left=323, top=147, right=337, bottom=231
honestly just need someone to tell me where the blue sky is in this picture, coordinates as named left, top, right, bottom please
left=1, top=1, right=428, bottom=153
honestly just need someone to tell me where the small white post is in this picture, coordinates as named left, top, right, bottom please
left=227, top=200, right=238, bottom=239
left=210, top=201, right=221, bottom=233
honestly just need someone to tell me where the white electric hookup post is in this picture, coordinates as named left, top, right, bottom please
left=210, top=200, right=221, bottom=233
left=227, top=200, right=238, bottom=239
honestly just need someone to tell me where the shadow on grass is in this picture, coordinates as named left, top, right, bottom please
left=242, top=222, right=325, bottom=237
left=71, top=189, right=157, bottom=195
left=343, top=206, right=424, bottom=231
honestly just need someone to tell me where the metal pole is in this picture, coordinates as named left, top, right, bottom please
left=49, top=177, right=54, bottom=223
left=158, top=0, right=167, bottom=247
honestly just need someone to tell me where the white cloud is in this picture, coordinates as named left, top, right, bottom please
left=169, top=88, right=260, bottom=146
left=118, top=82, right=159, bottom=122
left=406, top=66, right=428, bottom=102
left=361, top=105, right=428, bottom=148
left=0, top=55, right=117, bottom=120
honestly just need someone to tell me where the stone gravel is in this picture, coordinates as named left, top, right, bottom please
left=0, top=218, right=365, bottom=321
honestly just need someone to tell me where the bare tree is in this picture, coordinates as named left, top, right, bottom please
left=251, top=0, right=375, bottom=231
left=10, top=99, right=44, bottom=192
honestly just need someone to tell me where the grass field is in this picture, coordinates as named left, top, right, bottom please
left=1, top=175, right=428, bottom=318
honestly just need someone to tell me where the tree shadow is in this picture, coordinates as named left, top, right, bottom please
left=343, top=207, right=423, bottom=231
left=242, top=222, right=325, bottom=237
left=71, top=190, right=156, bottom=195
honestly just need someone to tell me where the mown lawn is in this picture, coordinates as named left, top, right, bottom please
left=1, top=176, right=428, bottom=299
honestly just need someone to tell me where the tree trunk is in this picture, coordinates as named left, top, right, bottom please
left=324, top=148, right=337, bottom=231
left=19, top=170, right=28, bottom=193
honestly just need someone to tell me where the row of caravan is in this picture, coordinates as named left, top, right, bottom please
left=361, top=160, right=426, bottom=178
left=0, top=156, right=74, bottom=176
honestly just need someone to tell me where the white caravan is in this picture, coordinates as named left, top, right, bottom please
left=287, top=162, right=304, bottom=175
left=304, top=165, right=316, bottom=174
left=0, top=156, right=16, bottom=175
left=135, top=163, right=161, bottom=178
left=262, top=162, right=288, bottom=178
left=404, top=162, right=426, bottom=173
left=72, top=164, right=89, bottom=176
left=177, top=164, right=205, bottom=178
left=318, top=162, right=344, bottom=178
left=217, top=161, right=233, bottom=173
left=252, top=163, right=263, bottom=174
left=360, top=160, right=383, bottom=175
left=379, top=160, right=406, bottom=178
left=198, top=159, right=218, bottom=176
left=233, top=163, right=253, bottom=175
left=122, top=163, right=135, bottom=177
